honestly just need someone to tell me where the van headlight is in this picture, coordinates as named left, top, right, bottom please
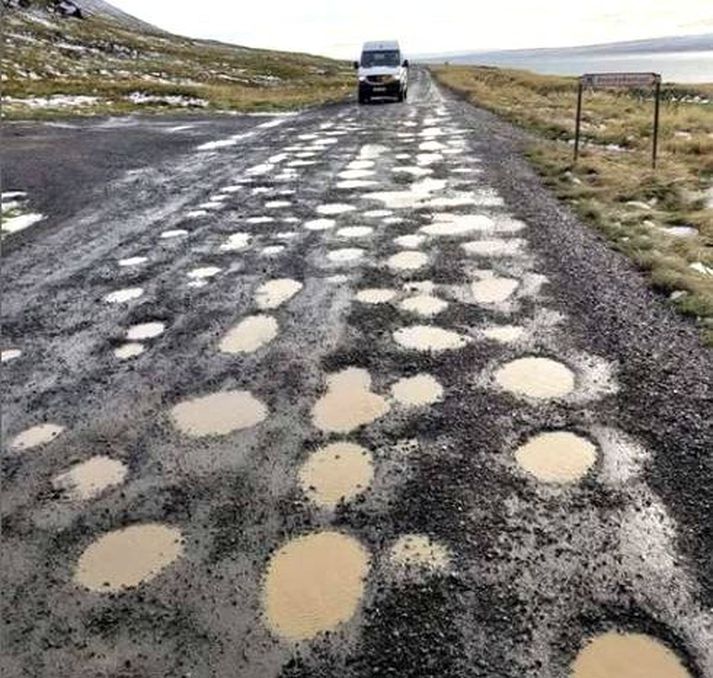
left=358, top=76, right=366, bottom=82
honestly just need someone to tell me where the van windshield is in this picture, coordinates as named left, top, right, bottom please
left=361, top=50, right=401, bottom=68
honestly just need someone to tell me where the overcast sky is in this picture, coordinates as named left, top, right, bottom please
left=111, top=0, right=712, bottom=58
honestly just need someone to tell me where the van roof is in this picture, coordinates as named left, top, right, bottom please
left=362, top=41, right=400, bottom=52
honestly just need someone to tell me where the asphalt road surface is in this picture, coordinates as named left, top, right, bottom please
left=3, top=68, right=713, bottom=678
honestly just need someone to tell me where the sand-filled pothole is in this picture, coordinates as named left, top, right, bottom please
left=114, top=342, right=145, bottom=360
left=388, top=251, right=428, bottom=271
left=126, top=322, right=165, bottom=341
left=471, top=277, right=519, bottom=304
left=389, top=535, right=450, bottom=571
left=515, top=431, right=597, bottom=483
left=494, top=357, right=575, bottom=399
left=571, top=631, right=691, bottom=678
left=299, top=442, right=374, bottom=508
left=74, top=523, right=183, bottom=592
left=170, top=390, right=267, bottom=437
left=53, top=456, right=128, bottom=500
left=391, top=374, right=444, bottom=406
left=399, top=295, right=448, bottom=317
left=312, top=368, right=390, bottom=433
left=255, top=278, right=303, bottom=309
left=104, top=288, right=144, bottom=304
left=219, top=315, right=278, bottom=354
left=263, top=531, right=369, bottom=640
left=355, top=288, right=398, bottom=304
left=10, top=423, right=65, bottom=451
left=393, top=326, right=468, bottom=352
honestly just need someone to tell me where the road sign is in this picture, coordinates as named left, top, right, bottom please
left=574, top=72, right=662, bottom=169
left=581, top=72, right=661, bottom=88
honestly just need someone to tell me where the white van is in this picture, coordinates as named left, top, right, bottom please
left=353, top=41, right=409, bottom=104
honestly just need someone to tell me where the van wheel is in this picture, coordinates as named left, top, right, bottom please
left=397, top=90, right=404, bottom=103
left=358, top=94, right=369, bottom=105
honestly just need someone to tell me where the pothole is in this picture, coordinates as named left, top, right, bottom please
left=421, top=214, right=493, bottom=236
left=114, top=342, right=145, bottom=359
left=317, top=204, right=356, bottom=215
left=261, top=246, right=285, bottom=256
left=126, top=322, right=165, bottom=341
left=337, top=226, right=373, bottom=238
left=219, top=315, right=278, bottom=354
left=355, top=288, right=398, bottom=304
left=515, top=431, right=597, bottom=483
left=462, top=239, right=524, bottom=256
left=394, top=234, right=426, bottom=249
left=571, top=631, right=691, bottom=678
left=471, top=277, right=519, bottom=304
left=495, top=357, right=575, bottom=399
left=328, top=248, right=364, bottom=263
left=104, top=288, right=144, bottom=303
left=312, top=367, right=390, bottom=433
left=299, top=442, right=374, bottom=508
left=10, top=423, right=65, bottom=451
left=387, top=251, right=428, bottom=271
left=53, top=456, right=128, bottom=500
left=390, top=374, right=444, bottom=406
left=187, top=266, right=221, bottom=280
left=483, top=326, right=524, bottom=343
left=393, top=326, right=468, bottom=352
left=255, top=278, right=303, bottom=309
left=389, top=535, right=450, bottom=571
left=170, top=390, right=267, bottom=437
left=263, top=531, right=369, bottom=641
left=399, top=295, right=448, bottom=317
left=304, top=218, right=336, bottom=231
left=74, top=523, right=183, bottom=592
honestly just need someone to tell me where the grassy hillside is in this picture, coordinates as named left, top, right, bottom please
left=1, top=5, right=353, bottom=119
left=431, top=65, right=713, bottom=344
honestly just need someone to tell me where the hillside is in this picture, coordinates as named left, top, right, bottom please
left=1, top=0, right=353, bottom=119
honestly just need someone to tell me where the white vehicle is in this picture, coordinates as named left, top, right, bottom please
left=353, top=40, right=409, bottom=104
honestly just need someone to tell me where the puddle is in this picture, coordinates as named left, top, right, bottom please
left=105, top=288, right=144, bottom=303
left=391, top=374, right=444, bottom=406
left=126, top=322, right=165, bottom=340
left=571, top=631, right=691, bottom=678
left=328, top=248, right=364, bottom=263
left=462, top=239, right=525, bottom=256
left=312, top=368, right=390, bottom=433
left=495, top=357, right=575, bottom=399
left=299, top=442, right=374, bottom=508
left=483, top=326, right=524, bottom=343
left=421, top=214, right=493, bottom=236
left=337, top=226, right=373, bottom=238
left=392, top=166, right=433, bottom=177
left=364, top=209, right=392, bottom=218
left=2, top=349, right=22, bottom=362
left=118, top=256, right=147, bottom=267
left=10, top=423, right=65, bottom=451
left=388, top=251, right=428, bottom=271
left=53, top=456, right=128, bottom=500
left=359, top=144, right=387, bottom=159
left=337, top=179, right=377, bottom=190
left=246, top=216, right=275, bottom=224
left=420, top=140, right=446, bottom=152
left=355, top=288, right=398, bottom=304
left=400, top=294, right=448, bottom=317
left=317, top=204, right=356, bottom=215
left=389, top=535, right=450, bottom=570
left=261, top=246, right=285, bottom=256
left=221, top=233, right=250, bottom=251
left=304, top=218, right=335, bottom=231
left=393, top=326, right=468, bottom=352
left=394, top=235, right=426, bottom=249
left=262, top=531, right=369, bottom=640
left=114, top=342, right=144, bottom=359
left=416, top=153, right=443, bottom=166
left=170, top=390, right=267, bottom=437
left=471, top=277, right=519, bottom=304
left=219, top=315, right=278, bottom=354
left=339, top=169, right=374, bottom=180
left=515, top=431, right=597, bottom=483
left=187, top=266, right=221, bottom=280
left=266, top=200, right=292, bottom=209
left=160, top=230, right=188, bottom=239
left=74, top=523, right=183, bottom=592
left=255, top=278, right=303, bottom=309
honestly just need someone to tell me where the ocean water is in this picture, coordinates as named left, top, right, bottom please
left=458, top=50, right=713, bottom=84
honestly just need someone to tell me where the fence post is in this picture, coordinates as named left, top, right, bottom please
left=652, top=77, right=661, bottom=169
left=574, top=80, right=583, bottom=163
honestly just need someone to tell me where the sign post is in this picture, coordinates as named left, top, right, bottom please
left=574, top=72, right=662, bottom=168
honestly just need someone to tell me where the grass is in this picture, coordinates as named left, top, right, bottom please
left=1, top=8, right=353, bottom=118
left=430, top=64, right=713, bottom=345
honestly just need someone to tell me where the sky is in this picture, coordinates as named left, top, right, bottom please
left=111, top=0, right=713, bottom=58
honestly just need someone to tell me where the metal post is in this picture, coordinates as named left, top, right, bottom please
left=652, top=78, right=661, bottom=169
left=574, top=80, right=583, bottom=163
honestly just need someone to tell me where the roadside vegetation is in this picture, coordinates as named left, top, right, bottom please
left=1, top=7, right=353, bottom=119
left=431, top=65, right=713, bottom=344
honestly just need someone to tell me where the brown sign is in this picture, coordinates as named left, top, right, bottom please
left=581, top=72, right=661, bottom=88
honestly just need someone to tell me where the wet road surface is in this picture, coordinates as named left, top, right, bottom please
left=3, top=68, right=713, bottom=677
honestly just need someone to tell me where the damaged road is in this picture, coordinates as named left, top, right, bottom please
left=2, top=67, right=713, bottom=678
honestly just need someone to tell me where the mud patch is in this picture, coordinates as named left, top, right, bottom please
left=10, top=423, right=65, bottom=451
left=390, top=374, right=444, bottom=406
left=312, top=368, right=390, bottom=433
left=53, top=456, right=128, bottom=500
left=389, top=535, right=450, bottom=571
left=495, top=357, right=575, bottom=399
left=114, top=342, right=144, bottom=359
left=219, top=315, right=278, bottom=354
left=571, top=631, right=691, bottom=678
left=299, top=442, right=374, bottom=508
left=388, top=251, right=428, bottom=271
left=471, top=277, right=519, bottom=304
left=255, top=278, right=303, bottom=309
left=515, top=431, right=597, bottom=483
left=126, top=322, right=165, bottom=340
left=262, top=531, right=370, bottom=640
left=356, top=288, right=398, bottom=304
left=104, top=288, right=143, bottom=303
left=74, top=523, right=183, bottom=592
left=393, top=326, right=468, bottom=352
left=400, top=295, right=448, bottom=317
left=170, top=390, right=267, bottom=437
